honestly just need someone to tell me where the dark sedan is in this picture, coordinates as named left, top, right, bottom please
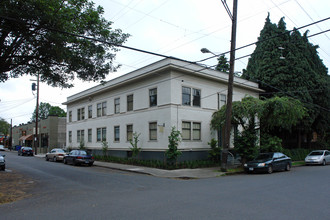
left=244, top=152, right=292, bottom=174
left=63, top=150, right=94, bottom=166
left=18, top=147, right=34, bottom=156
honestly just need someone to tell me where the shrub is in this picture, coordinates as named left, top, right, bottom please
left=129, top=132, right=141, bottom=158
left=260, top=134, right=283, bottom=153
left=102, top=141, right=109, bottom=158
left=208, top=138, right=221, bottom=161
left=165, top=127, right=182, bottom=166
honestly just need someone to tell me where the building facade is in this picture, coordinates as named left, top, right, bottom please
left=64, top=58, right=262, bottom=160
left=12, top=116, right=66, bottom=154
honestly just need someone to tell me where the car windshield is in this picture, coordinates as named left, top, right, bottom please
left=24, top=147, right=32, bottom=150
left=255, top=153, right=273, bottom=160
left=309, top=151, right=323, bottom=156
left=56, top=149, right=65, bottom=153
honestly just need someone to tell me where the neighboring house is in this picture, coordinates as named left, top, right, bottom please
left=11, top=116, right=66, bottom=154
left=63, top=58, right=262, bottom=161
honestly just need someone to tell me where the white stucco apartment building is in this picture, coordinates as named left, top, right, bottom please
left=64, top=58, right=262, bottom=160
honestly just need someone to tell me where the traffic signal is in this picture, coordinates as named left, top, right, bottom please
left=32, top=83, right=36, bottom=91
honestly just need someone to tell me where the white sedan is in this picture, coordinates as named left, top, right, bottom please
left=305, top=150, right=330, bottom=166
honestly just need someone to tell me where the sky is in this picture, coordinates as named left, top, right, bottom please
left=1, top=0, right=329, bottom=126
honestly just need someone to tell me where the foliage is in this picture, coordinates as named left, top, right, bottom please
left=211, top=96, right=306, bottom=163
left=129, top=132, right=141, bottom=158
left=260, top=134, right=283, bottom=153
left=165, top=127, right=182, bottom=164
left=31, top=102, right=66, bottom=121
left=0, top=0, right=130, bottom=88
left=0, top=118, right=10, bottom=135
left=282, top=148, right=311, bottom=161
left=78, top=140, right=85, bottom=150
left=208, top=138, right=221, bottom=161
left=101, top=141, right=108, bottom=157
left=94, top=155, right=218, bottom=170
left=216, top=55, right=230, bottom=72
left=234, top=125, right=259, bottom=163
left=242, top=14, right=329, bottom=145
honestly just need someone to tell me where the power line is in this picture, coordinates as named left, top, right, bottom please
left=197, top=16, right=330, bottom=63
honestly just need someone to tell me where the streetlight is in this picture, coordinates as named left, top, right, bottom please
left=201, top=0, right=238, bottom=171
left=201, top=48, right=217, bottom=56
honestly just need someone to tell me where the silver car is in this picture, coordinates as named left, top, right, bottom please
left=305, top=150, right=330, bottom=166
left=0, top=154, right=5, bottom=171
left=45, top=148, right=67, bottom=162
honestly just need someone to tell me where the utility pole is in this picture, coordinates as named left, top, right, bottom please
left=221, top=0, right=238, bottom=171
left=34, top=73, right=40, bottom=155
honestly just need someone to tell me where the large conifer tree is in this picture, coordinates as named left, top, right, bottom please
left=243, top=14, right=329, bottom=147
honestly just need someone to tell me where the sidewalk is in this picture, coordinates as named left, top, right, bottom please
left=33, top=153, right=224, bottom=179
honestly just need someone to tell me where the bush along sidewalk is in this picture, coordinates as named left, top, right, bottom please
left=94, top=155, right=219, bottom=170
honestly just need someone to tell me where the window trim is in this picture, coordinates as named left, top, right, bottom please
left=149, top=88, right=157, bottom=107
left=127, top=94, right=133, bottom=112
left=114, top=126, right=120, bottom=142
left=126, top=124, right=133, bottom=142
left=114, top=98, right=120, bottom=114
left=149, top=122, right=157, bottom=141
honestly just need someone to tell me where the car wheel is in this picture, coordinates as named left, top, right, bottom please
left=322, top=160, right=326, bottom=166
left=88, top=163, right=93, bottom=166
left=73, top=160, right=77, bottom=166
left=267, top=165, right=273, bottom=174
left=45, top=156, right=49, bottom=161
left=64, top=158, right=67, bottom=164
left=285, top=163, right=291, bottom=171
left=53, top=156, right=57, bottom=162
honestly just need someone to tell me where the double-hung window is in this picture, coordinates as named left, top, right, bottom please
left=149, top=88, right=157, bottom=107
left=182, top=122, right=201, bottom=141
left=77, top=130, right=84, bottom=143
left=102, top=102, right=107, bottom=116
left=127, top=125, right=133, bottom=141
left=218, top=94, right=227, bottom=109
left=88, top=129, right=92, bottom=142
left=182, top=121, right=191, bottom=140
left=88, top=105, right=92, bottom=118
left=192, top=89, right=201, bottom=107
left=182, top=87, right=191, bottom=106
left=97, top=103, right=102, bottom=117
left=68, top=131, right=72, bottom=143
left=127, top=95, right=133, bottom=111
left=182, top=87, right=201, bottom=107
left=69, top=111, right=72, bottom=122
left=77, top=108, right=85, bottom=121
left=114, top=98, right=120, bottom=114
left=114, top=126, right=120, bottom=142
left=97, top=127, right=106, bottom=142
left=149, top=122, right=157, bottom=140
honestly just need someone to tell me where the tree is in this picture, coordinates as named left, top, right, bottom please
left=31, top=102, right=66, bottom=121
left=0, top=118, right=10, bottom=135
left=216, top=55, right=230, bottom=72
left=211, top=96, right=306, bottom=163
left=129, top=132, right=141, bottom=158
left=242, top=14, right=329, bottom=147
left=165, top=127, right=182, bottom=165
left=0, top=0, right=129, bottom=88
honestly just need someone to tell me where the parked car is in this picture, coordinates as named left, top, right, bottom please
left=18, top=147, right=34, bottom=156
left=0, top=145, right=5, bottom=151
left=0, top=154, right=5, bottom=171
left=45, top=148, right=67, bottom=162
left=305, top=150, right=330, bottom=166
left=244, top=152, right=292, bottom=174
left=63, top=150, right=94, bottom=166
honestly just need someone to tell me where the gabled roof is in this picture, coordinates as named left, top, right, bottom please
left=63, top=58, right=262, bottom=105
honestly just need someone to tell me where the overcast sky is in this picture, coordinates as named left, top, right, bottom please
left=1, top=0, right=329, bottom=126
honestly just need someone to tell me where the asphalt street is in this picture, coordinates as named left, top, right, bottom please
left=1, top=151, right=330, bottom=220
